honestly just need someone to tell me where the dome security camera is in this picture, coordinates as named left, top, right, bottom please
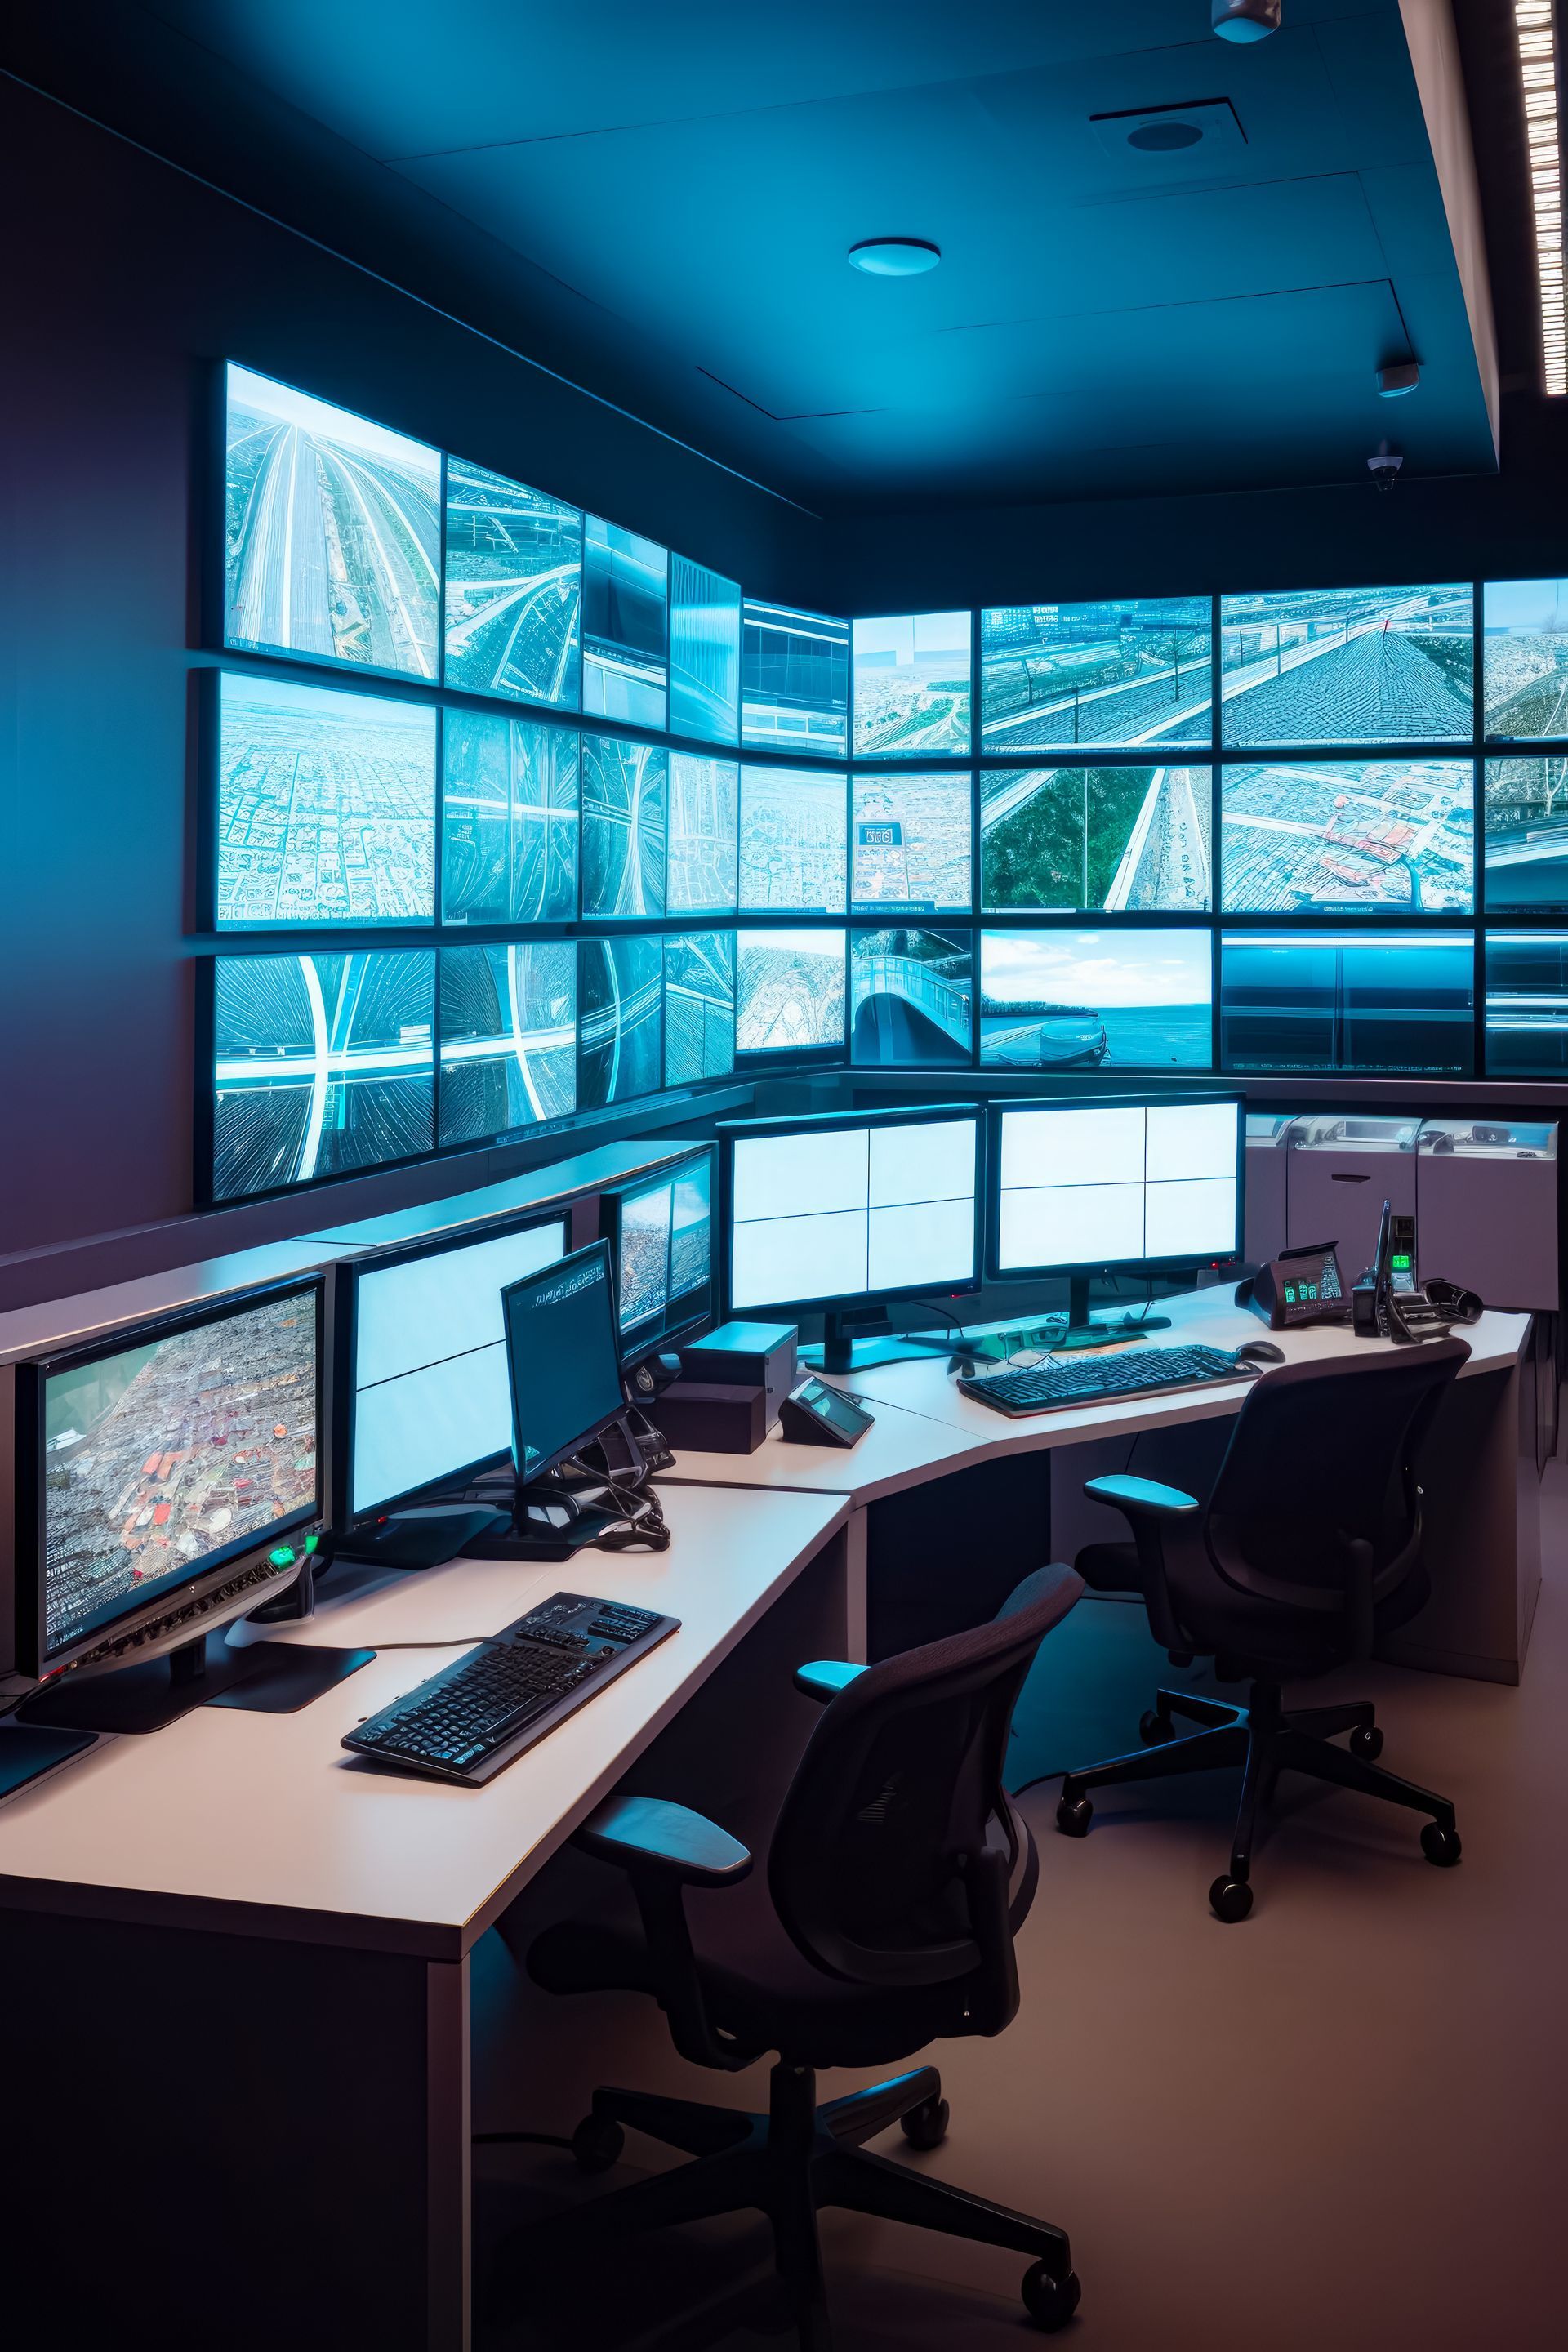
left=1367, top=447, right=1404, bottom=492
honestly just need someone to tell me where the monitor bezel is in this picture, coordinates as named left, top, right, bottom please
left=501, top=1238, right=628, bottom=1486
left=717, top=1102, right=986, bottom=1324
left=332, top=1205, right=572, bottom=1530
left=984, top=1089, right=1247, bottom=1284
left=597, top=1143, right=718, bottom=1368
left=13, top=1273, right=327, bottom=1681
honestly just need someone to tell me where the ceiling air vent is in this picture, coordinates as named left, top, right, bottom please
left=1090, top=97, right=1247, bottom=160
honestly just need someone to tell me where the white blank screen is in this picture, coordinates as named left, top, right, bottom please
left=729, top=1118, right=978, bottom=1310
left=996, top=1103, right=1239, bottom=1272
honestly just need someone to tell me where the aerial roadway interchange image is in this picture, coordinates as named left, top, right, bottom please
left=737, top=930, right=847, bottom=1052
left=1482, top=577, right=1568, bottom=737
left=981, top=765, right=1211, bottom=911
left=441, top=712, right=579, bottom=926
left=582, top=737, right=667, bottom=919
left=580, top=937, right=663, bottom=1108
left=225, top=364, right=440, bottom=680
left=42, top=1294, right=317, bottom=1655
left=1219, top=584, right=1472, bottom=743
left=739, top=766, right=847, bottom=911
left=443, top=457, right=582, bottom=706
left=217, top=674, right=435, bottom=926
left=979, top=930, right=1212, bottom=1071
left=851, top=773, right=971, bottom=911
left=853, top=612, right=971, bottom=756
left=1222, top=760, right=1473, bottom=912
left=980, top=599, right=1213, bottom=752
left=438, top=942, right=577, bottom=1148
left=664, top=932, right=736, bottom=1083
left=1484, top=757, right=1568, bottom=909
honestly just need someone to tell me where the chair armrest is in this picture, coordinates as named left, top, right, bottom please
left=794, top=1659, right=866, bottom=1704
left=1083, top=1473, right=1200, bottom=1520
left=573, top=1794, right=751, bottom=1887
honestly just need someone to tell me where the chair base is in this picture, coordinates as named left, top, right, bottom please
left=1057, top=1682, right=1460, bottom=1920
left=489, top=2059, right=1078, bottom=2348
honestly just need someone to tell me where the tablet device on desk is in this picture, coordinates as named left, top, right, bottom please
left=778, top=1379, right=875, bottom=1448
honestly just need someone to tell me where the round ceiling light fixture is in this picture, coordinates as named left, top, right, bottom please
left=848, top=238, right=942, bottom=277
left=1212, top=0, right=1281, bottom=39
left=1127, top=119, right=1204, bottom=151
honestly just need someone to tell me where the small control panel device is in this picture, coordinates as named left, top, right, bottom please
left=777, top=1378, right=875, bottom=1447
left=1239, top=1242, right=1348, bottom=1330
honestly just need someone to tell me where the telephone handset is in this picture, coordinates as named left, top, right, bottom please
left=1352, top=1202, right=1482, bottom=1343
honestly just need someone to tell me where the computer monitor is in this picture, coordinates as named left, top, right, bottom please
left=11, top=1276, right=331, bottom=1730
left=598, top=1147, right=715, bottom=1365
left=502, top=1240, right=628, bottom=1486
left=334, top=1210, right=569, bottom=1534
left=719, top=1105, right=982, bottom=1370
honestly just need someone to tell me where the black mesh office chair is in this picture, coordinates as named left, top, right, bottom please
left=1054, top=1342, right=1469, bottom=1922
left=491, top=1565, right=1085, bottom=2347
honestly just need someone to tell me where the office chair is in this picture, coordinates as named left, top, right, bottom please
left=490, top=1565, right=1086, bottom=2347
left=1054, top=1341, right=1468, bottom=1922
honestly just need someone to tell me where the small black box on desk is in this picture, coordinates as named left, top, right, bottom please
left=679, top=1321, right=798, bottom=1432
left=655, top=1381, right=769, bottom=1455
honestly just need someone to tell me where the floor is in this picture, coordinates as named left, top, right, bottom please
left=472, top=1532, right=1568, bottom=2350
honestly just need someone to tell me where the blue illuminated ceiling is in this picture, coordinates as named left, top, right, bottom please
left=19, top=0, right=1499, bottom=509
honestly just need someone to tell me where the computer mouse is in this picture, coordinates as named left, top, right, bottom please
left=1233, top=1339, right=1285, bottom=1369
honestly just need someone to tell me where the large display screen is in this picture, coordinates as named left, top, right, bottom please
left=579, top=934, right=664, bottom=1107
left=212, top=951, right=435, bottom=1199
left=610, top=1153, right=713, bottom=1353
left=581, top=733, right=667, bottom=920
left=1219, top=759, right=1473, bottom=913
left=669, top=555, right=741, bottom=745
left=1219, top=585, right=1472, bottom=745
left=350, top=1218, right=568, bottom=1517
left=1484, top=933, right=1568, bottom=1076
left=738, top=765, right=847, bottom=912
left=1219, top=933, right=1474, bottom=1074
left=850, top=929, right=973, bottom=1067
left=979, top=930, right=1212, bottom=1071
left=728, top=1114, right=979, bottom=1312
left=581, top=517, right=668, bottom=728
left=666, top=754, right=739, bottom=914
left=980, top=599, right=1213, bottom=752
left=1483, top=755, right=1568, bottom=911
left=741, top=599, right=849, bottom=755
left=994, top=1100, right=1241, bottom=1274
left=443, top=458, right=581, bottom=707
left=216, top=672, right=435, bottom=928
left=1482, top=577, right=1568, bottom=738
left=438, top=942, right=577, bottom=1148
left=850, top=771, right=972, bottom=911
left=736, top=929, right=846, bottom=1052
left=440, top=711, right=578, bottom=925
left=981, top=765, right=1211, bottom=912
left=224, top=364, right=440, bottom=681
left=852, top=612, right=971, bottom=757
left=41, top=1286, right=319, bottom=1662
left=664, top=931, right=736, bottom=1085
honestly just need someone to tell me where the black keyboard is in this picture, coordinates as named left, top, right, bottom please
left=341, top=1592, right=678, bottom=1784
left=958, top=1343, right=1247, bottom=1418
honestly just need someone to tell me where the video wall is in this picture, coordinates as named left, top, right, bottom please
left=203, top=363, right=1568, bottom=1204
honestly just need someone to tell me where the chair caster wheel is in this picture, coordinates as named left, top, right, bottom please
left=1350, top=1723, right=1383, bottom=1761
left=1055, top=1794, right=1092, bottom=1838
left=1421, top=1821, right=1462, bottom=1868
left=1022, top=2262, right=1081, bottom=2332
left=900, top=2094, right=949, bottom=2150
left=1209, top=1874, right=1254, bottom=1922
left=571, top=2116, right=625, bottom=2173
left=1139, top=1709, right=1174, bottom=1745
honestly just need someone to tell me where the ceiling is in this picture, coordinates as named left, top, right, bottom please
left=6, top=1, right=1522, bottom=512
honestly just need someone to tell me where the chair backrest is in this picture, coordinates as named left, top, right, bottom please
left=766, top=1564, right=1081, bottom=2008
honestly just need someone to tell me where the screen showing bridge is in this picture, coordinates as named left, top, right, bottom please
left=669, top=556, right=741, bottom=745
left=851, top=929, right=972, bottom=1067
left=581, top=733, right=667, bottom=920
left=1482, top=577, right=1568, bottom=739
left=578, top=934, right=663, bottom=1107
left=1220, top=759, right=1473, bottom=913
left=581, top=517, right=668, bottom=729
left=979, top=930, right=1211, bottom=1071
left=852, top=612, right=971, bottom=758
left=980, top=598, right=1212, bottom=753
left=981, top=764, right=1210, bottom=912
left=1485, top=933, right=1568, bottom=1076
left=736, top=929, right=846, bottom=1053
left=441, top=712, right=579, bottom=925
left=437, top=941, right=577, bottom=1148
left=664, top=931, right=736, bottom=1085
left=443, top=458, right=581, bottom=707
left=851, top=771, right=971, bottom=911
left=1218, top=933, right=1474, bottom=1074
left=738, top=765, right=847, bottom=913
left=741, top=600, right=849, bottom=756
left=1219, top=585, right=1472, bottom=746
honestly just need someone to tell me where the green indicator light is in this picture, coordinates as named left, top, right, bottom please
left=269, top=1545, right=296, bottom=1568
left=1392, top=1254, right=1412, bottom=1270
left=304, top=1533, right=319, bottom=1554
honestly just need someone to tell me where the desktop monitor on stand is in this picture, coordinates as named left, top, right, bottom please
left=718, top=1105, right=983, bottom=1372
left=598, top=1146, right=716, bottom=1370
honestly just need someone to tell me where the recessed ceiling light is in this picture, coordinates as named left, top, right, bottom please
left=1127, top=120, right=1204, bottom=151
left=1212, top=0, right=1281, bottom=38
left=1515, top=0, right=1565, bottom=394
left=848, top=238, right=941, bottom=277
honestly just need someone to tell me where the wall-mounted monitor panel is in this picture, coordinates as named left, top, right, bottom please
left=581, top=734, right=667, bottom=920
left=1481, top=577, right=1568, bottom=739
left=736, top=928, right=846, bottom=1053
left=224, top=363, right=440, bottom=682
left=850, top=771, right=972, bottom=912
left=599, top=1147, right=715, bottom=1363
left=669, top=555, right=741, bottom=746
left=579, top=934, right=664, bottom=1107
left=581, top=517, right=668, bottom=728
left=441, top=711, right=579, bottom=925
left=981, top=764, right=1211, bottom=912
left=664, top=930, right=736, bottom=1085
left=438, top=941, right=577, bottom=1148
left=215, top=671, right=436, bottom=928
left=1484, top=755, right=1568, bottom=912
left=1484, top=933, right=1568, bottom=1076
left=852, top=611, right=971, bottom=758
left=979, top=929, right=1212, bottom=1071
left=737, top=764, right=847, bottom=913
left=850, top=929, right=973, bottom=1067
left=741, top=599, right=849, bottom=756
left=1219, top=932, right=1474, bottom=1075
left=1219, top=759, right=1473, bottom=913
left=1219, top=585, right=1472, bottom=746
left=989, top=1097, right=1243, bottom=1279
left=443, top=458, right=582, bottom=707
left=979, top=599, right=1213, bottom=753
left=666, top=753, right=739, bottom=914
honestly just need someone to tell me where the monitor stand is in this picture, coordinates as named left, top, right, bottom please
left=460, top=1472, right=626, bottom=1563
left=804, top=1311, right=961, bottom=1374
left=1046, top=1274, right=1173, bottom=1353
left=16, top=1628, right=373, bottom=1735
left=333, top=1504, right=513, bottom=1573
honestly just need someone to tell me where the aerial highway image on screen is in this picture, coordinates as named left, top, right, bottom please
left=1221, top=759, right=1472, bottom=912
left=666, top=755, right=738, bottom=914
left=212, top=950, right=434, bottom=1199
left=579, top=934, right=663, bottom=1108
left=980, top=930, right=1211, bottom=1071
left=581, top=517, right=668, bottom=728
left=738, top=765, right=847, bottom=912
left=1485, top=933, right=1568, bottom=1075
left=1485, top=756, right=1568, bottom=911
left=1220, top=932, right=1473, bottom=1075
left=1482, top=577, right=1568, bottom=738
left=981, top=764, right=1210, bottom=911
left=741, top=600, right=849, bottom=755
left=664, top=931, right=736, bottom=1085
left=1219, top=584, right=1472, bottom=745
left=225, top=365, right=440, bottom=680
left=670, top=556, right=741, bottom=745
left=441, top=712, right=579, bottom=925
left=438, top=942, right=577, bottom=1148
left=618, top=1181, right=672, bottom=1333
left=851, top=772, right=971, bottom=911
left=443, top=457, right=581, bottom=707
left=581, top=734, right=667, bottom=918
left=851, top=929, right=972, bottom=1067
left=42, top=1293, right=318, bottom=1655
left=216, top=673, right=435, bottom=928
left=980, top=599, right=1213, bottom=751
left=853, top=612, right=971, bottom=757
left=736, top=929, right=846, bottom=1053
